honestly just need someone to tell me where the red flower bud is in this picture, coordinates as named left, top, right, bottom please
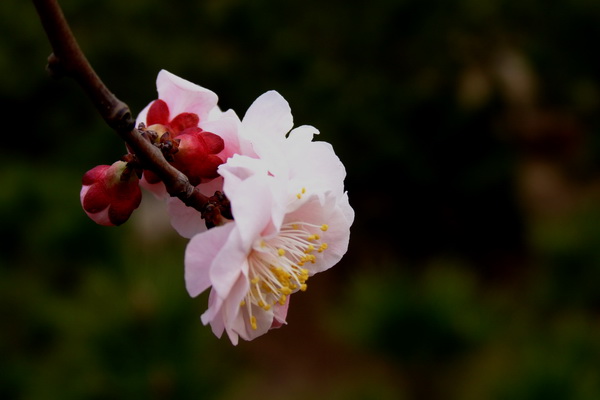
left=142, top=100, right=225, bottom=186
left=171, top=127, right=224, bottom=185
left=80, top=161, right=142, bottom=226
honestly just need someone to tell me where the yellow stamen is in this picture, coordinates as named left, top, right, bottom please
left=280, top=287, right=292, bottom=295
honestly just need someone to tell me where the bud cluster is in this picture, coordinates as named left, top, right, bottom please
left=80, top=86, right=228, bottom=226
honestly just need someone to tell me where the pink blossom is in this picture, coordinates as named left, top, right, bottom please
left=186, top=157, right=352, bottom=344
left=184, top=91, right=354, bottom=344
left=80, top=161, right=142, bottom=226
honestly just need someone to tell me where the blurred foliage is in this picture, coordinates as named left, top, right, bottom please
left=2, top=0, right=600, bottom=399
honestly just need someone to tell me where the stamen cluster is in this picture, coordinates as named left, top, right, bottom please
left=243, top=221, right=330, bottom=325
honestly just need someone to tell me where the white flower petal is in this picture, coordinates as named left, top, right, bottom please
left=242, top=90, right=293, bottom=142
left=288, top=124, right=320, bottom=142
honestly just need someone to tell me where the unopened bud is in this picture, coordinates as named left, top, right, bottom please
left=170, top=128, right=225, bottom=186
left=80, top=160, right=142, bottom=226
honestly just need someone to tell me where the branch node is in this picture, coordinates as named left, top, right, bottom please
left=110, top=105, right=135, bottom=133
left=46, top=53, right=66, bottom=79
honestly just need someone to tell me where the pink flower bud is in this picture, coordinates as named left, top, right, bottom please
left=80, top=161, right=142, bottom=226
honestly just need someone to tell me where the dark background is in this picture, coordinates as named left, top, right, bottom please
left=2, top=0, right=600, bottom=399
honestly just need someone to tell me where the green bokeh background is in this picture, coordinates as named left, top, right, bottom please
left=2, top=0, right=600, bottom=399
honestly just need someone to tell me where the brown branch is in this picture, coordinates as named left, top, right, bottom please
left=32, top=0, right=209, bottom=212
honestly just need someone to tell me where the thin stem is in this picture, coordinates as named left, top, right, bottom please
left=32, top=0, right=209, bottom=212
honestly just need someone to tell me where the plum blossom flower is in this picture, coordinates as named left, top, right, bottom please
left=80, top=160, right=142, bottom=226
left=186, top=157, right=353, bottom=344
left=135, top=69, right=241, bottom=196
left=184, top=92, right=354, bottom=344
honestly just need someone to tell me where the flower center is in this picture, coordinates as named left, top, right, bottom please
left=242, top=220, right=330, bottom=330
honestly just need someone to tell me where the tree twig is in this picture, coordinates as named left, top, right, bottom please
left=31, top=0, right=210, bottom=212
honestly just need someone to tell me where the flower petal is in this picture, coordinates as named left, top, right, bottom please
left=201, top=289, right=225, bottom=336
left=107, top=188, right=142, bottom=226
left=288, top=124, right=319, bottom=142
left=139, top=178, right=168, bottom=199
left=156, top=70, right=219, bottom=121
left=286, top=191, right=352, bottom=274
left=167, top=177, right=224, bottom=238
left=219, top=154, right=269, bottom=184
left=202, top=109, right=243, bottom=161
left=224, top=169, right=283, bottom=248
left=185, top=222, right=235, bottom=297
left=82, top=182, right=109, bottom=214
left=146, top=99, right=170, bottom=126
left=241, top=90, right=293, bottom=142
left=292, top=141, right=346, bottom=199
left=82, top=165, right=109, bottom=185
left=84, top=208, right=113, bottom=226
left=169, top=112, right=200, bottom=134
left=220, top=155, right=288, bottom=239
left=234, top=302, right=272, bottom=342
left=208, top=225, right=248, bottom=299
left=270, top=299, right=289, bottom=329
left=222, top=271, right=254, bottom=344
left=200, top=131, right=225, bottom=154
